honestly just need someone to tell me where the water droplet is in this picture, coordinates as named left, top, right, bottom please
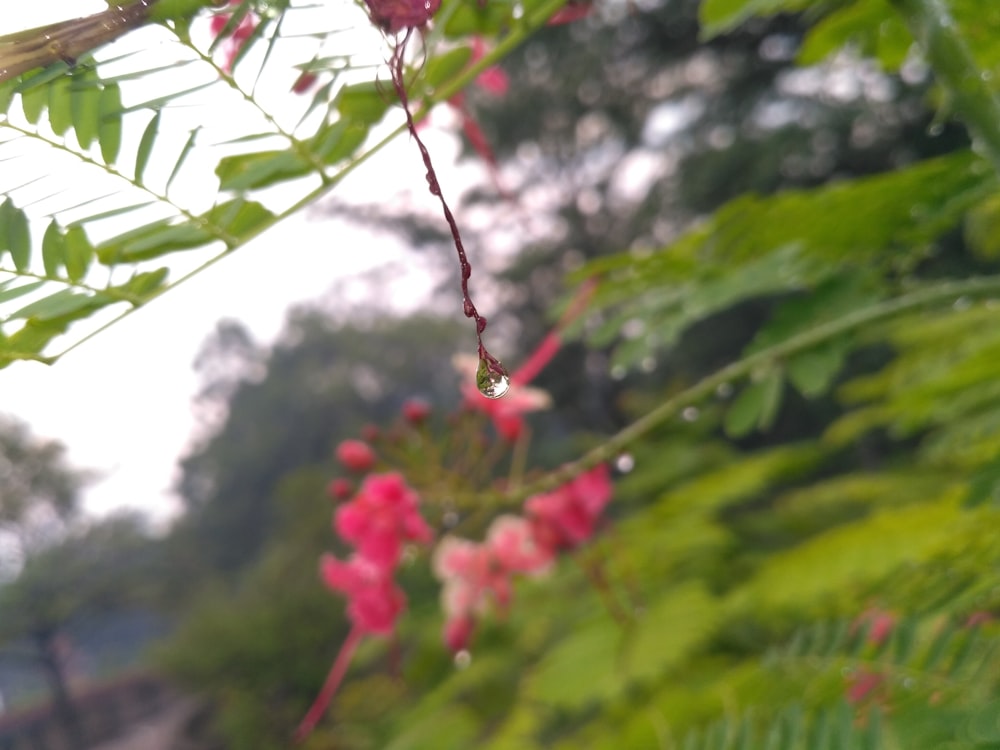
left=716, top=382, right=734, bottom=398
left=954, top=296, right=972, bottom=311
left=903, top=677, right=916, bottom=690
left=682, top=406, right=700, bottom=422
left=927, top=121, right=944, bottom=137
left=614, top=453, right=635, bottom=473
left=611, top=365, right=627, bottom=381
left=454, top=650, right=472, bottom=669
left=476, top=358, right=510, bottom=399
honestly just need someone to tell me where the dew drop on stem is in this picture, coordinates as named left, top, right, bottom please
left=477, top=357, right=510, bottom=399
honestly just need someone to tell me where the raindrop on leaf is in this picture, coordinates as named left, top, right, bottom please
left=454, top=650, right=472, bottom=669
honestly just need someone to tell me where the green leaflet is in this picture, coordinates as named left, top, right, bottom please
left=422, top=46, right=474, bottom=91
left=215, top=149, right=311, bottom=191
left=19, top=82, right=48, bottom=124
left=134, top=110, right=161, bottom=182
left=63, top=227, right=94, bottom=283
left=41, top=221, right=66, bottom=278
left=48, top=76, right=73, bottom=135
left=0, top=199, right=31, bottom=272
left=698, top=0, right=813, bottom=39
left=335, top=82, right=392, bottom=126
left=9, top=289, right=108, bottom=322
left=96, top=219, right=213, bottom=264
left=98, top=83, right=124, bottom=164
left=724, top=368, right=784, bottom=438
left=71, top=71, right=101, bottom=150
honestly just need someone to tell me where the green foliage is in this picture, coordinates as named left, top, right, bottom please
left=12, top=0, right=1000, bottom=747
left=0, top=0, right=561, bottom=368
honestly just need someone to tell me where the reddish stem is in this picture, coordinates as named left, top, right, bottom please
left=388, top=32, right=505, bottom=379
left=294, top=626, right=365, bottom=743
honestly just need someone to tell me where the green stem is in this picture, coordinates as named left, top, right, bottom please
left=505, top=274, right=1000, bottom=502
left=890, top=0, right=1000, bottom=174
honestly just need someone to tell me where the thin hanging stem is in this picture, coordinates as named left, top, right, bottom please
left=387, top=30, right=505, bottom=379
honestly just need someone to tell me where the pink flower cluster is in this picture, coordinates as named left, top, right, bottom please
left=321, top=473, right=433, bottom=633
left=297, top=472, right=432, bottom=741
left=364, top=0, right=441, bottom=32
left=434, top=464, right=612, bottom=651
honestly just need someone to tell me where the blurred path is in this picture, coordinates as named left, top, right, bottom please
left=89, top=696, right=201, bottom=750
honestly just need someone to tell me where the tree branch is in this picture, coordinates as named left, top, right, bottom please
left=0, top=0, right=222, bottom=85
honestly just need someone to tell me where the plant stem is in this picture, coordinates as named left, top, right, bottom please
left=890, top=0, right=1000, bottom=174
left=507, top=274, right=1000, bottom=502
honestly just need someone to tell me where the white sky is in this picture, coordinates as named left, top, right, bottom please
left=0, top=1, right=488, bottom=524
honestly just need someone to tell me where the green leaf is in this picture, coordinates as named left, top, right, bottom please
left=965, top=192, right=1000, bottom=260
left=699, top=0, right=812, bottom=38
left=135, top=110, right=161, bottom=181
left=0, top=81, right=15, bottom=116
left=71, top=72, right=101, bottom=150
left=166, top=126, right=200, bottom=193
left=965, top=454, right=1000, bottom=506
left=20, top=84, right=48, bottom=125
left=41, top=222, right=66, bottom=278
left=9, top=289, right=106, bottom=322
left=63, top=227, right=94, bottom=283
left=423, top=46, right=474, bottom=90
left=98, top=84, right=124, bottom=164
left=0, top=280, right=45, bottom=305
left=98, top=222, right=213, bottom=264
left=48, top=77, right=74, bottom=136
left=443, top=0, right=515, bottom=36
left=725, top=370, right=784, bottom=438
left=315, top=120, right=369, bottom=165
left=3, top=201, right=31, bottom=272
left=335, top=82, right=391, bottom=126
left=799, top=0, right=910, bottom=70
left=215, top=150, right=311, bottom=191
left=786, top=341, right=848, bottom=398
left=204, top=199, right=274, bottom=241
left=111, top=267, right=169, bottom=302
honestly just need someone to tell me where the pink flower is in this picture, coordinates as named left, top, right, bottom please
left=547, top=2, right=593, bottom=25
left=846, top=670, right=885, bottom=705
left=364, top=0, right=441, bottom=32
left=470, top=38, right=509, bottom=97
left=320, top=554, right=406, bottom=635
left=292, top=71, right=318, bottom=94
left=335, top=473, right=432, bottom=570
left=526, top=464, right=613, bottom=550
left=210, top=1, right=259, bottom=73
left=402, top=398, right=432, bottom=425
left=326, top=478, right=354, bottom=501
left=433, top=517, right=553, bottom=652
left=852, top=608, right=895, bottom=646
left=486, top=515, right=553, bottom=575
left=336, top=439, right=376, bottom=473
left=443, top=614, right=475, bottom=652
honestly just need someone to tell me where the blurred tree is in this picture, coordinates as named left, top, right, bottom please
left=0, top=415, right=90, bottom=576
left=174, top=309, right=471, bottom=577
left=0, top=513, right=161, bottom=746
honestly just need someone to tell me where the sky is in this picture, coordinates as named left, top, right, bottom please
left=0, top=1, right=484, bottom=524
